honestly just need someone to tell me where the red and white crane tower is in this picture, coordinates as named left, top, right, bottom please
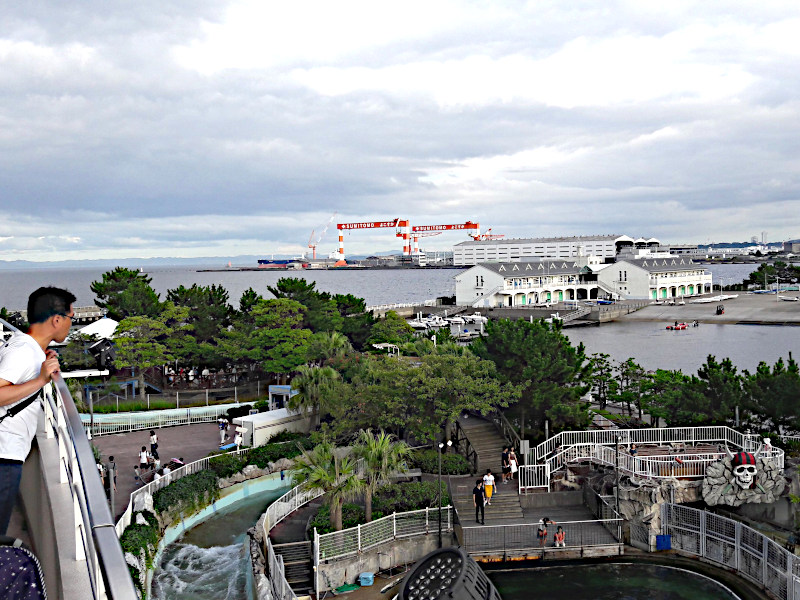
left=335, top=218, right=411, bottom=259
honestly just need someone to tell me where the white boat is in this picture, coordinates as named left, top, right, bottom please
left=447, top=316, right=465, bottom=325
left=464, top=313, right=488, bottom=323
left=407, top=319, right=429, bottom=330
left=779, top=296, right=800, bottom=302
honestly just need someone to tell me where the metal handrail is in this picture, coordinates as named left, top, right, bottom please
left=451, top=420, right=479, bottom=473
left=1, top=317, right=137, bottom=599
left=488, top=410, right=522, bottom=449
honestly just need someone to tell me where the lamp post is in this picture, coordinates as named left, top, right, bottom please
left=615, top=435, right=621, bottom=541
left=438, top=439, right=452, bottom=548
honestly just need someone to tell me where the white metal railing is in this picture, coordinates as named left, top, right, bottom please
left=366, top=300, right=438, bottom=312
left=1, top=317, right=138, bottom=599
left=84, top=403, right=247, bottom=437
left=315, top=506, right=453, bottom=563
left=531, top=426, right=768, bottom=464
left=662, top=503, right=798, bottom=600
left=266, top=537, right=299, bottom=600
left=528, top=427, right=784, bottom=488
left=518, top=464, right=550, bottom=492
left=115, top=447, right=252, bottom=535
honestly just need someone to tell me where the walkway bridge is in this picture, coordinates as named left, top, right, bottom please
left=519, top=426, right=783, bottom=493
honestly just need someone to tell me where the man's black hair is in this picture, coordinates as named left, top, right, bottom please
left=27, top=287, right=77, bottom=324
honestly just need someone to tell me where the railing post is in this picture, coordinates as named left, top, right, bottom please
left=426, top=507, right=429, bottom=533
left=206, top=389, right=209, bottom=406
left=393, top=513, right=397, bottom=538
left=176, top=391, right=179, bottom=409
left=735, top=521, right=741, bottom=572
left=762, top=534, right=769, bottom=588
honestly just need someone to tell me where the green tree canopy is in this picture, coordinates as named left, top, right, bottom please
left=367, top=310, right=415, bottom=346
left=268, top=277, right=343, bottom=333
left=353, top=429, right=411, bottom=522
left=289, top=364, right=340, bottom=431
left=471, top=318, right=592, bottom=439
left=91, top=267, right=162, bottom=320
left=743, top=354, right=800, bottom=434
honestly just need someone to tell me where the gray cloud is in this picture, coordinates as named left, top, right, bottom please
left=1, top=1, right=799, bottom=262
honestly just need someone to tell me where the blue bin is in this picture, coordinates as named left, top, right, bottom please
left=656, top=534, right=672, bottom=551
left=359, top=572, right=374, bottom=586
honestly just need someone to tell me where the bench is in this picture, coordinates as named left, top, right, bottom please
left=219, top=442, right=237, bottom=451
left=389, top=468, right=422, bottom=482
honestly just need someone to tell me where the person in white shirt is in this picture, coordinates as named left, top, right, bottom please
left=0, top=286, right=75, bottom=535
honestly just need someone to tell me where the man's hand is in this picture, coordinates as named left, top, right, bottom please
left=39, top=351, right=61, bottom=384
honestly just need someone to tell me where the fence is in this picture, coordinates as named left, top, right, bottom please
left=315, top=506, right=453, bottom=563
left=518, top=464, right=550, bottom=492
left=90, top=379, right=264, bottom=411
left=662, top=503, right=798, bottom=600
left=83, top=402, right=248, bottom=437
left=115, top=447, right=253, bottom=535
left=531, top=426, right=765, bottom=464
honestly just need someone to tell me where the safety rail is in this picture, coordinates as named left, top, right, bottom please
left=83, top=402, right=247, bottom=436
left=315, top=506, right=453, bottom=563
left=530, top=426, right=767, bottom=464
left=523, top=439, right=783, bottom=490
left=1, top=317, right=138, bottom=599
left=452, top=419, right=479, bottom=473
left=518, top=464, right=550, bottom=492
left=662, top=503, right=798, bottom=600
left=488, top=410, right=522, bottom=450
left=460, top=517, right=622, bottom=556
left=471, top=285, right=504, bottom=308
left=115, top=447, right=252, bottom=535
left=366, top=299, right=438, bottom=312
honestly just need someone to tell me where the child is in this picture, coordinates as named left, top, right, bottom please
left=554, top=525, right=566, bottom=547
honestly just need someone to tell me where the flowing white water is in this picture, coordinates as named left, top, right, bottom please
left=153, top=542, right=251, bottom=600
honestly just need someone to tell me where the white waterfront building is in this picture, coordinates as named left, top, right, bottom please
left=595, top=257, right=712, bottom=300
left=453, top=234, right=660, bottom=266
left=455, top=258, right=602, bottom=307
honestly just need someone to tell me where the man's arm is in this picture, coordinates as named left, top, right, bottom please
left=0, top=351, right=60, bottom=407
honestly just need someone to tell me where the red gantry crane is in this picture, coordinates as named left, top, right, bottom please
left=336, top=218, right=411, bottom=259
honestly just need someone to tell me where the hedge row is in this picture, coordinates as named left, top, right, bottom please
left=408, top=449, right=471, bottom=475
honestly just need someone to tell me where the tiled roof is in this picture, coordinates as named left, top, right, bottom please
left=618, top=257, right=702, bottom=273
left=473, top=260, right=584, bottom=275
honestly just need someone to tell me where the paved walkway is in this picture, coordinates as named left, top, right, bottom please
left=91, top=422, right=227, bottom=518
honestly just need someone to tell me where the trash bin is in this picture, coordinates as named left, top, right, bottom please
left=359, top=572, right=374, bottom=586
left=656, top=535, right=672, bottom=551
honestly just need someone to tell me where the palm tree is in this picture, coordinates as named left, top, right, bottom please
left=289, top=365, right=340, bottom=431
left=354, top=429, right=411, bottom=522
left=308, top=331, right=352, bottom=365
left=290, top=441, right=363, bottom=531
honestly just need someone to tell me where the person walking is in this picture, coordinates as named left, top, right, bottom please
left=0, top=286, right=75, bottom=535
left=234, top=430, right=243, bottom=451
left=218, top=419, right=228, bottom=445
left=501, top=447, right=510, bottom=484
left=472, top=480, right=485, bottom=524
left=149, top=430, right=159, bottom=454
left=483, top=470, right=495, bottom=505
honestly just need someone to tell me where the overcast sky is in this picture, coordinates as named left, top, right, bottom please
left=1, top=1, right=799, bottom=262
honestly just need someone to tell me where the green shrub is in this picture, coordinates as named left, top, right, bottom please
left=208, top=453, right=246, bottom=478
left=409, top=449, right=471, bottom=475
left=373, top=481, right=449, bottom=515
left=246, top=439, right=313, bottom=468
left=225, top=404, right=254, bottom=422
left=309, top=503, right=369, bottom=535
left=120, top=510, right=159, bottom=570
left=153, top=470, right=219, bottom=515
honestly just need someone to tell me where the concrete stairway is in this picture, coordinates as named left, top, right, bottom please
left=457, top=415, right=507, bottom=474
left=272, top=541, right=313, bottom=595
left=453, top=415, right=524, bottom=522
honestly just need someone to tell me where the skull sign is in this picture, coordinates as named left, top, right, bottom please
left=731, top=451, right=758, bottom=489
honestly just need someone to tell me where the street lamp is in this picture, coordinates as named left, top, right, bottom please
left=615, top=435, right=622, bottom=542
left=438, top=439, right=453, bottom=548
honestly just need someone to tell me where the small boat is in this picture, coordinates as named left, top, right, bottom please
left=779, top=296, right=800, bottom=302
left=446, top=316, right=465, bottom=325
left=407, top=319, right=429, bottom=330
left=666, top=323, right=688, bottom=330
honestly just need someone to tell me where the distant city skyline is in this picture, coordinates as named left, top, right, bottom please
left=1, top=1, right=799, bottom=262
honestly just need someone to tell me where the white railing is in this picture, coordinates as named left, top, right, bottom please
left=265, top=537, right=299, bottom=600
left=115, top=447, right=252, bottom=535
left=315, top=506, right=453, bottom=563
left=518, top=464, right=550, bottom=492
left=84, top=403, right=247, bottom=437
left=531, top=426, right=766, bottom=464
left=367, top=300, right=438, bottom=312
left=662, top=503, right=797, bottom=600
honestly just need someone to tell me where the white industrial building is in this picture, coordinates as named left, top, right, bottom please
left=453, top=235, right=660, bottom=266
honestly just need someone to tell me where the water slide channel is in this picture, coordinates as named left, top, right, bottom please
left=152, top=486, right=290, bottom=600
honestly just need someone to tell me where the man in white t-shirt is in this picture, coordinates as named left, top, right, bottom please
left=0, top=286, right=75, bottom=535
